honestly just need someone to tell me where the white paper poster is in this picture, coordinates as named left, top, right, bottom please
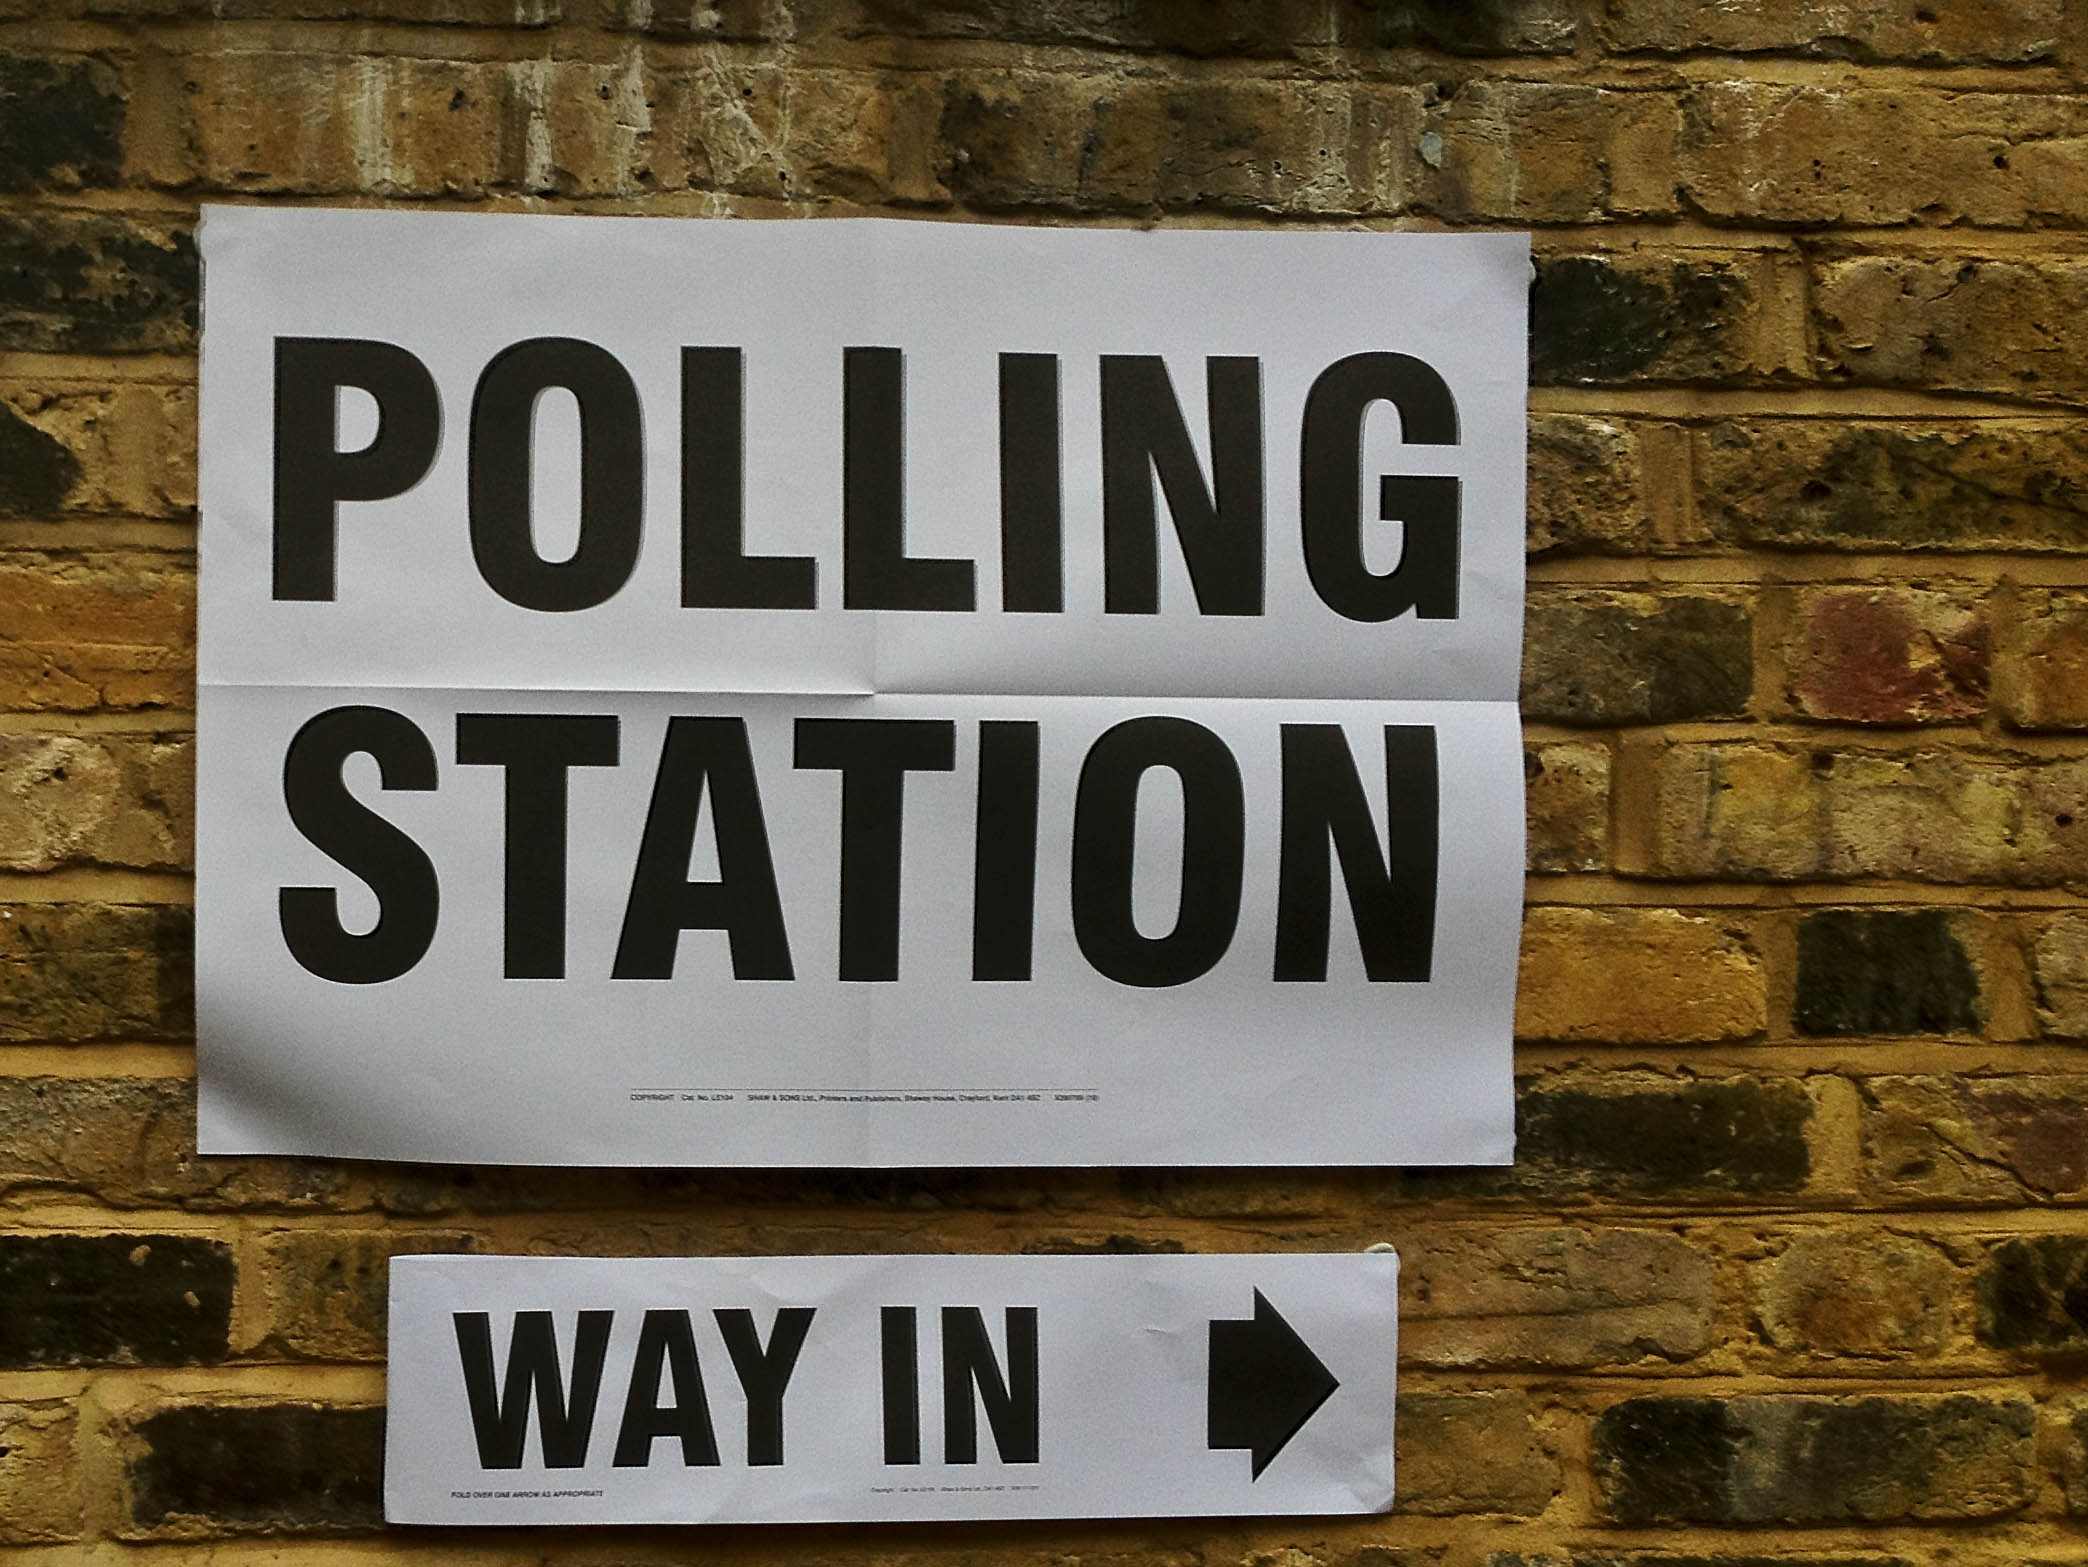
left=196, top=207, right=1528, bottom=1167
left=385, top=1252, right=1397, bottom=1525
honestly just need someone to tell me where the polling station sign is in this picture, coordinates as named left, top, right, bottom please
left=385, top=1252, right=1398, bottom=1524
left=195, top=208, right=1528, bottom=1167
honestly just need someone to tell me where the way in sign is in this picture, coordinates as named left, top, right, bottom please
left=387, top=1252, right=1398, bottom=1525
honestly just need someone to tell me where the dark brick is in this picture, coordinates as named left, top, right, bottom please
left=0, top=55, right=122, bottom=191
left=1395, top=1075, right=1811, bottom=1200
left=1521, top=1076, right=1809, bottom=1195
left=1019, top=1233, right=1188, bottom=1255
left=1977, top=1235, right=2088, bottom=1354
left=935, top=74, right=1355, bottom=217
left=1523, top=591, right=1753, bottom=723
left=0, top=903, right=192, bottom=1042
left=1795, top=910, right=1981, bottom=1036
left=125, top=1404, right=383, bottom=1534
left=0, top=401, right=81, bottom=516
left=0, top=1234, right=229, bottom=1367
left=1594, top=1394, right=2034, bottom=1523
left=1338, top=0, right=1576, bottom=53
left=1698, top=421, right=2088, bottom=553
left=1531, top=253, right=1766, bottom=386
left=0, top=215, right=195, bottom=353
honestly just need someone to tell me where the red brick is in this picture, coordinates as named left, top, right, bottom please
left=1863, top=1075, right=2088, bottom=1204
left=1785, top=587, right=1989, bottom=725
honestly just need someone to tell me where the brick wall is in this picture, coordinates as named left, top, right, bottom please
left=3, top=0, right=2087, bottom=1559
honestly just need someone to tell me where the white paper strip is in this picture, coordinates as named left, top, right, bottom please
left=385, top=1252, right=1397, bottom=1525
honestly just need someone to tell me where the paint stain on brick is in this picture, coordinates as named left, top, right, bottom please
left=1793, top=590, right=1989, bottom=722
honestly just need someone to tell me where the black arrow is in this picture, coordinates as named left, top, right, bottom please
left=1207, top=1289, right=1340, bottom=1479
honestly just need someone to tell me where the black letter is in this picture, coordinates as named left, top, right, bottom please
left=470, top=337, right=644, bottom=612
left=942, top=1306, right=1039, bottom=1465
left=455, top=714, right=620, bottom=980
left=274, top=338, right=440, bottom=602
left=1299, top=352, right=1460, bottom=622
left=1071, top=717, right=1244, bottom=987
left=972, top=721, right=1040, bottom=981
left=681, top=347, right=816, bottom=609
left=1275, top=724, right=1438, bottom=982
left=843, top=347, right=975, bottom=610
left=614, top=718, right=793, bottom=980
left=279, top=705, right=439, bottom=984
left=794, top=718, right=957, bottom=980
left=613, top=1310, right=719, bottom=1468
left=716, top=1307, right=815, bottom=1467
left=881, top=1306, right=920, bottom=1465
left=1100, top=356, right=1263, bottom=615
left=453, top=1309, right=613, bottom=1470
left=999, top=353, right=1063, bottom=612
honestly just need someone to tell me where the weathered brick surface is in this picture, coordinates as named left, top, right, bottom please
left=1526, top=413, right=1656, bottom=556
left=1784, top=588, right=1989, bottom=725
left=123, top=1403, right=384, bottom=1535
left=0, top=731, right=191, bottom=872
left=1523, top=589, right=1752, bottom=724
left=2033, top=913, right=2088, bottom=1037
left=0, top=385, right=195, bottom=520
left=1532, top=250, right=1803, bottom=386
left=1411, top=82, right=1680, bottom=223
left=0, top=1401, right=84, bottom=1543
left=0, top=1076, right=346, bottom=1211
left=0, top=902, right=191, bottom=1042
left=1517, top=907, right=1765, bottom=1044
left=255, top=1230, right=480, bottom=1361
left=1698, top=420, right=2088, bottom=553
left=1396, top=1391, right=1558, bottom=1515
left=1401, top=1226, right=1713, bottom=1368
left=1640, top=741, right=2088, bottom=885
left=0, top=553, right=195, bottom=712
left=0, top=1233, right=230, bottom=1367
left=1816, top=257, right=2088, bottom=403
left=1680, top=84, right=2088, bottom=228
left=1999, top=590, right=2088, bottom=729
left=1752, top=1228, right=1955, bottom=1358
left=1593, top=1393, right=2035, bottom=1522
left=1977, top=1235, right=2088, bottom=1354
left=1606, top=0, right=2064, bottom=63
left=2065, top=1400, right=2088, bottom=1515
left=1794, top=909, right=1982, bottom=1037
left=1525, top=742, right=1609, bottom=873
left=0, top=214, right=195, bottom=353
left=1862, top=1075, right=2088, bottom=1204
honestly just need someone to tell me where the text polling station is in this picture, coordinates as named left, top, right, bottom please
left=196, top=209, right=1529, bottom=1167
